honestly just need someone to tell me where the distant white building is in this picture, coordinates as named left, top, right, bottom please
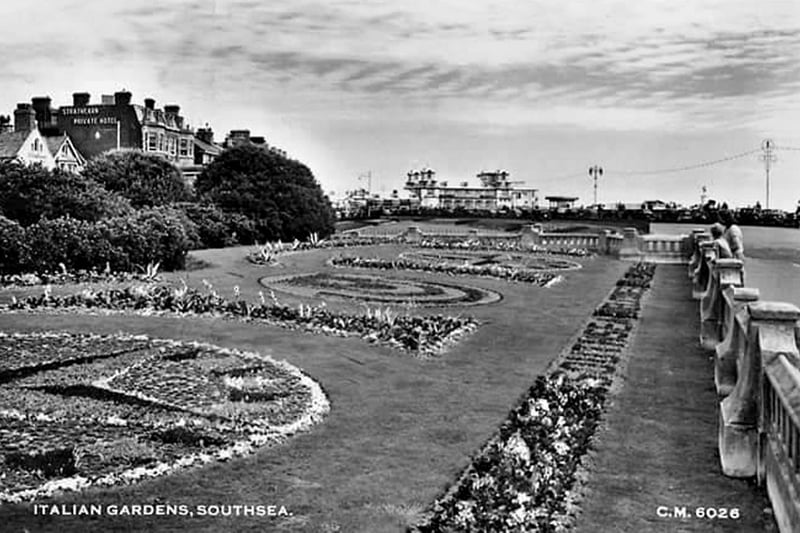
left=404, top=168, right=538, bottom=211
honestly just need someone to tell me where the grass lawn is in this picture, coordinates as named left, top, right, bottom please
left=0, top=242, right=627, bottom=532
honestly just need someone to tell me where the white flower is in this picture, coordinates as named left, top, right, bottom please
left=553, top=440, right=570, bottom=456
left=504, top=431, right=531, bottom=464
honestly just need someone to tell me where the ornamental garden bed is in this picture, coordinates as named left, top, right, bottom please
left=413, top=262, right=655, bottom=532
left=0, top=331, right=329, bottom=504
left=401, top=250, right=582, bottom=271
left=259, top=272, right=501, bottom=307
left=3, top=283, right=479, bottom=358
left=415, top=238, right=593, bottom=257
left=329, top=256, right=564, bottom=287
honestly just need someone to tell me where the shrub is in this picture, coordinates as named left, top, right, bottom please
left=24, top=217, right=104, bottom=272
left=0, top=160, right=132, bottom=225
left=174, top=202, right=236, bottom=249
left=0, top=215, right=27, bottom=274
left=194, top=144, right=334, bottom=242
left=18, top=208, right=190, bottom=274
left=98, top=207, right=190, bottom=270
left=82, top=149, right=190, bottom=208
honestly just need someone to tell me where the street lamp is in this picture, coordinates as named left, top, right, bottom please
left=588, top=165, right=603, bottom=207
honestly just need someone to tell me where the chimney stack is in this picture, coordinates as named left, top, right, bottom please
left=73, top=92, right=90, bottom=106
left=114, top=91, right=132, bottom=106
left=14, top=103, right=36, bottom=132
left=144, top=98, right=155, bottom=110
left=195, top=127, right=214, bottom=144
left=31, top=96, right=52, bottom=126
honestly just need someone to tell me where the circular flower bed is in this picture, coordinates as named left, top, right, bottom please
left=0, top=331, right=329, bottom=503
left=259, top=272, right=501, bottom=307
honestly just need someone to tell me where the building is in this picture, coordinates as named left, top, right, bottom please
left=222, top=129, right=288, bottom=158
left=404, top=168, right=538, bottom=212
left=44, top=134, right=86, bottom=173
left=0, top=104, right=56, bottom=169
left=51, top=91, right=195, bottom=172
left=545, top=196, right=579, bottom=210
left=193, top=127, right=223, bottom=166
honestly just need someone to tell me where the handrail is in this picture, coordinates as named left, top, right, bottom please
left=694, top=229, right=800, bottom=533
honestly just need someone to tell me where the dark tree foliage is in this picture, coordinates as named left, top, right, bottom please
left=0, top=160, right=132, bottom=226
left=82, top=149, right=190, bottom=208
left=194, top=145, right=334, bottom=242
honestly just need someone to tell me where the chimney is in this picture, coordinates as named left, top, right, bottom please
left=195, top=127, right=214, bottom=144
left=114, top=91, right=132, bottom=106
left=164, top=104, right=180, bottom=115
left=0, top=115, right=11, bottom=133
left=144, top=98, right=155, bottom=110
left=73, top=92, right=90, bottom=106
left=250, top=136, right=266, bottom=145
left=31, top=96, right=52, bottom=126
left=14, top=103, right=36, bottom=132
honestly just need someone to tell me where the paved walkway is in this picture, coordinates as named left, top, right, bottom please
left=573, top=264, right=777, bottom=533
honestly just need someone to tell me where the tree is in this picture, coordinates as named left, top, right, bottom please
left=0, top=160, right=132, bottom=226
left=82, top=149, right=190, bottom=208
left=194, top=144, right=334, bottom=242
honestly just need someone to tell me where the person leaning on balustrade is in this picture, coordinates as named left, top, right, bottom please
left=710, top=222, right=733, bottom=259
left=718, top=209, right=744, bottom=260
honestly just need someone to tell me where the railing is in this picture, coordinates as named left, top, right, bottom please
left=693, top=230, right=800, bottom=533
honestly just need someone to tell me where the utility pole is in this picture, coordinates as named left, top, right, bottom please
left=760, top=139, right=776, bottom=209
left=588, top=165, right=603, bottom=207
left=358, top=171, right=372, bottom=218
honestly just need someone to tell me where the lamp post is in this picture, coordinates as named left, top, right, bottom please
left=760, top=139, right=776, bottom=209
left=588, top=165, right=603, bottom=207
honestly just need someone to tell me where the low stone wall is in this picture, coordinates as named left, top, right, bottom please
left=692, top=230, right=800, bottom=533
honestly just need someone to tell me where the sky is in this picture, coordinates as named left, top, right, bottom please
left=2, top=0, right=800, bottom=209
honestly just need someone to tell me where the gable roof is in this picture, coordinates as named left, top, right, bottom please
left=44, top=134, right=67, bottom=156
left=0, top=131, right=29, bottom=158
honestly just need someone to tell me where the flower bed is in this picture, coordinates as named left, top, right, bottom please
left=0, top=331, right=329, bottom=503
left=401, top=250, right=582, bottom=271
left=4, top=284, right=479, bottom=357
left=0, top=264, right=161, bottom=288
left=329, top=256, right=561, bottom=287
left=259, top=272, right=501, bottom=307
left=414, top=263, right=656, bottom=531
left=416, top=238, right=592, bottom=257
left=246, top=235, right=401, bottom=265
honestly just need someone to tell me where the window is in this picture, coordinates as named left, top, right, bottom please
left=179, top=138, right=189, bottom=157
left=147, top=132, right=157, bottom=151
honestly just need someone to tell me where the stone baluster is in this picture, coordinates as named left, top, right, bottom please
left=715, top=287, right=760, bottom=396
left=700, top=258, right=744, bottom=350
left=403, top=226, right=423, bottom=243
left=618, top=227, right=642, bottom=261
left=687, top=229, right=709, bottom=278
left=692, top=241, right=716, bottom=300
left=718, top=302, right=800, bottom=478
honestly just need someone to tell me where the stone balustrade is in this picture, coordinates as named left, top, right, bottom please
left=693, top=230, right=800, bottom=533
left=341, top=224, right=701, bottom=262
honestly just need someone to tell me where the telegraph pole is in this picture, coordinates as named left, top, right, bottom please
left=588, top=165, right=603, bottom=207
left=760, top=139, right=776, bottom=209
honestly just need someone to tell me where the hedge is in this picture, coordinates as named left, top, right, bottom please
left=1, top=208, right=190, bottom=274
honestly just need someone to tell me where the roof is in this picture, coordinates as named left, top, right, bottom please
left=545, top=196, right=579, bottom=201
left=193, top=137, right=222, bottom=155
left=44, top=133, right=67, bottom=156
left=0, top=131, right=29, bottom=158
